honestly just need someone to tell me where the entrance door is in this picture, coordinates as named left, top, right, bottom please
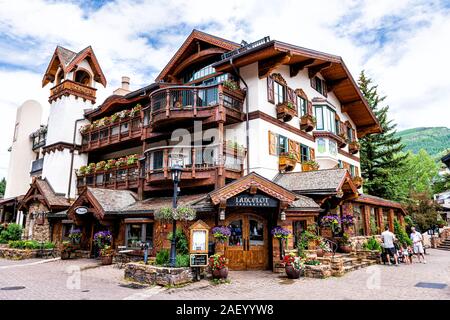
left=225, top=213, right=268, bottom=270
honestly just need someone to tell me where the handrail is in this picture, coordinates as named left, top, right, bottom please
left=323, top=238, right=338, bottom=258
left=149, top=83, right=223, bottom=97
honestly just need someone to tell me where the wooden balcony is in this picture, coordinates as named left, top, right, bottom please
left=348, top=141, right=360, bottom=154
left=276, top=101, right=297, bottom=122
left=143, top=145, right=244, bottom=190
left=147, top=84, right=245, bottom=133
left=81, top=115, right=141, bottom=152
left=49, top=80, right=97, bottom=103
left=76, top=164, right=139, bottom=191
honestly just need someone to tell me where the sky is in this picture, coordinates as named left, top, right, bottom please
left=0, top=0, right=449, bottom=179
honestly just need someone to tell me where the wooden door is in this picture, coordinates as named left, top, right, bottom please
left=224, top=213, right=268, bottom=270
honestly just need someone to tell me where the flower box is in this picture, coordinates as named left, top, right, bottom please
left=349, top=141, right=360, bottom=154
left=300, top=114, right=316, bottom=132
left=276, top=101, right=297, bottom=122
left=279, top=153, right=297, bottom=172
left=352, top=176, right=363, bottom=188
left=301, top=161, right=319, bottom=172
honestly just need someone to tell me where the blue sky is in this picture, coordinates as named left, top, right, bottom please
left=0, top=0, right=450, bottom=179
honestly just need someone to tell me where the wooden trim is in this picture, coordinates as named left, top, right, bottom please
left=289, top=58, right=315, bottom=77
left=248, top=111, right=315, bottom=142
left=338, top=148, right=360, bottom=162
left=42, top=142, right=81, bottom=155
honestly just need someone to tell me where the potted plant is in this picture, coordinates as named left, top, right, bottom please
left=349, top=140, right=360, bottom=154
left=276, top=101, right=297, bottom=122
left=80, top=124, right=91, bottom=134
left=173, top=206, right=197, bottom=221
left=301, top=160, right=319, bottom=172
left=209, top=254, right=229, bottom=279
left=130, top=104, right=142, bottom=117
left=212, top=226, right=231, bottom=243
left=126, top=154, right=138, bottom=166
left=100, top=245, right=114, bottom=265
left=86, top=163, right=96, bottom=174
left=316, top=238, right=328, bottom=257
left=338, top=233, right=352, bottom=253
left=60, top=241, right=73, bottom=260
left=279, top=152, right=297, bottom=172
left=115, top=157, right=127, bottom=167
left=271, top=226, right=291, bottom=259
left=320, top=214, right=341, bottom=235
left=110, top=113, right=119, bottom=123
left=68, top=229, right=82, bottom=245
left=222, top=79, right=239, bottom=91
left=95, top=161, right=106, bottom=172
left=77, top=165, right=87, bottom=176
left=283, top=253, right=304, bottom=279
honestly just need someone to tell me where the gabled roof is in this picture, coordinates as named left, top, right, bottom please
left=274, top=168, right=358, bottom=195
left=156, top=29, right=240, bottom=82
left=353, top=194, right=407, bottom=215
left=288, top=195, right=321, bottom=211
left=20, top=178, right=70, bottom=210
left=209, top=172, right=298, bottom=205
left=42, top=45, right=107, bottom=87
left=123, top=194, right=210, bottom=214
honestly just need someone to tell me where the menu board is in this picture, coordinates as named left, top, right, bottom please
left=190, top=253, right=208, bottom=267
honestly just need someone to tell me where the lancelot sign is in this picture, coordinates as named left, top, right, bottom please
left=227, top=194, right=278, bottom=207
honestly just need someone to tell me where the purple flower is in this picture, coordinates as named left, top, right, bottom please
left=212, top=226, right=232, bottom=237
left=94, top=230, right=112, bottom=247
left=341, top=215, right=354, bottom=225
left=320, top=214, right=341, bottom=227
left=271, top=226, right=291, bottom=239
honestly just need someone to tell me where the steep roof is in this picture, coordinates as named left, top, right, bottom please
left=42, top=45, right=107, bottom=87
left=20, top=178, right=70, bottom=210
left=86, top=187, right=137, bottom=213
left=123, top=194, right=210, bottom=213
left=288, top=195, right=321, bottom=211
left=274, top=168, right=357, bottom=195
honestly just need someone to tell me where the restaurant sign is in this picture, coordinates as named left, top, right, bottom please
left=190, top=253, right=208, bottom=267
left=226, top=193, right=278, bottom=207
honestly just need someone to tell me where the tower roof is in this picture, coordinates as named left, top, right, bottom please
left=42, top=45, right=107, bottom=88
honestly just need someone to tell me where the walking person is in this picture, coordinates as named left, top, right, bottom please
left=410, top=227, right=427, bottom=264
left=381, top=225, right=399, bottom=266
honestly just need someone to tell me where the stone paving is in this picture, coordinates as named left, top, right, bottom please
left=0, top=249, right=449, bottom=300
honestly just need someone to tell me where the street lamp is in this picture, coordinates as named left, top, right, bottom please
left=169, top=153, right=183, bottom=268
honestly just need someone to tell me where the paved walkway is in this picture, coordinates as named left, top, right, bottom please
left=0, top=250, right=449, bottom=300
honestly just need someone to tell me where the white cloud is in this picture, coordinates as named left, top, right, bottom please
left=0, top=0, right=449, bottom=178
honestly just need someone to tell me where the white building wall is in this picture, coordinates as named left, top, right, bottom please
left=4, top=100, right=43, bottom=198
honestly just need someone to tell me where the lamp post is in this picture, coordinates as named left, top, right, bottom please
left=169, top=155, right=183, bottom=268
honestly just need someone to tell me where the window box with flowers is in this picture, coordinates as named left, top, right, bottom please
left=301, top=160, right=319, bottom=172
left=225, top=140, right=246, bottom=158
left=212, top=226, right=231, bottom=255
left=349, top=140, right=360, bottom=154
left=276, top=101, right=297, bottom=122
left=68, top=229, right=82, bottom=245
left=352, top=176, right=363, bottom=188
left=300, top=114, right=316, bottom=132
left=279, top=152, right=297, bottom=172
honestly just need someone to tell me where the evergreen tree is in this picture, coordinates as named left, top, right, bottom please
left=0, top=178, right=6, bottom=197
left=358, top=71, right=407, bottom=199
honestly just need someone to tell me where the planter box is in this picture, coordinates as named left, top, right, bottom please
left=124, top=263, right=194, bottom=286
left=349, top=142, right=360, bottom=154
left=300, top=115, right=315, bottom=132
left=0, top=247, right=50, bottom=260
left=352, top=176, right=363, bottom=188
left=301, top=163, right=319, bottom=172
left=276, top=102, right=297, bottom=122
left=279, top=154, right=297, bottom=172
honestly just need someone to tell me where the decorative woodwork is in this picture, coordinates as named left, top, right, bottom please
left=258, top=52, right=292, bottom=79
left=348, top=140, right=360, bottom=154
left=42, top=142, right=81, bottom=155
left=76, top=164, right=139, bottom=191
left=276, top=101, right=297, bottom=122
left=270, top=73, right=287, bottom=86
left=278, top=153, right=297, bottom=172
left=301, top=162, right=319, bottom=172
left=326, top=77, right=348, bottom=92
left=290, top=58, right=315, bottom=77
left=352, top=176, right=363, bottom=188
left=49, top=79, right=97, bottom=103
left=300, top=114, right=315, bottom=132
left=308, top=62, right=332, bottom=79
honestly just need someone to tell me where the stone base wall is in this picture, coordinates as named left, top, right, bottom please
left=24, top=202, right=51, bottom=242
left=124, top=263, right=194, bottom=286
left=350, top=235, right=382, bottom=251
left=0, top=247, right=38, bottom=260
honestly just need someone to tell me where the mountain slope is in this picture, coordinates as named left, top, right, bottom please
left=395, top=127, right=450, bottom=156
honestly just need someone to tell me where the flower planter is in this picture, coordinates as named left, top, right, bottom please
left=279, top=154, right=297, bottom=172
left=352, top=176, right=363, bottom=188
left=301, top=162, right=319, bottom=172
left=339, top=245, right=352, bottom=254
left=300, top=115, right=315, bottom=132
left=276, top=102, right=297, bottom=122
left=285, top=265, right=302, bottom=279
left=349, top=141, right=360, bottom=154
left=101, top=255, right=113, bottom=265
left=212, top=267, right=228, bottom=280
left=320, top=227, right=332, bottom=238
left=316, top=248, right=324, bottom=257
left=337, top=135, right=347, bottom=148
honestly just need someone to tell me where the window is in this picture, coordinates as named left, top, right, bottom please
left=312, top=76, right=327, bottom=96
left=13, top=123, right=19, bottom=142
left=370, top=207, right=379, bottom=234
left=274, top=81, right=285, bottom=105
left=74, top=70, right=91, bottom=86
left=278, top=135, right=288, bottom=154
left=183, top=64, right=216, bottom=83
left=329, top=140, right=337, bottom=156
left=314, top=105, right=337, bottom=134
left=317, top=138, right=326, bottom=153
left=126, top=223, right=153, bottom=249
left=62, top=224, right=75, bottom=240
left=347, top=126, right=353, bottom=142
left=315, top=78, right=323, bottom=94
left=293, top=220, right=307, bottom=248
left=152, top=150, right=163, bottom=170
left=297, top=96, right=307, bottom=116
left=353, top=205, right=365, bottom=236
left=300, top=144, right=310, bottom=162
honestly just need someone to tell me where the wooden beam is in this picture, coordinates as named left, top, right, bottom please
left=326, top=77, right=348, bottom=92
left=289, top=58, right=315, bottom=77
left=258, top=52, right=292, bottom=78
left=341, top=100, right=361, bottom=113
left=357, top=125, right=381, bottom=138
left=308, top=62, right=332, bottom=79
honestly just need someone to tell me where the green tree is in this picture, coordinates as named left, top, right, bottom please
left=358, top=71, right=407, bottom=199
left=405, top=192, right=440, bottom=232
left=0, top=178, right=6, bottom=197
left=433, top=173, right=450, bottom=194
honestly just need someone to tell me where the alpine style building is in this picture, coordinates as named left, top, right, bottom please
left=0, top=30, right=407, bottom=270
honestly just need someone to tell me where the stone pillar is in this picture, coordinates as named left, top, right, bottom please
left=388, top=208, right=395, bottom=232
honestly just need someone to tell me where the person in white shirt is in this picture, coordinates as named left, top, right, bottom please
left=410, top=227, right=426, bottom=264
left=381, top=226, right=399, bottom=266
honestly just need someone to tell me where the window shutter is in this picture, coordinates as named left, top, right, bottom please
left=287, top=87, right=295, bottom=103
left=310, top=77, right=316, bottom=90
left=309, top=147, right=315, bottom=160
left=267, top=76, right=275, bottom=104
left=268, top=131, right=277, bottom=155
left=351, top=129, right=356, bottom=141
left=355, top=166, right=360, bottom=176
left=322, top=80, right=328, bottom=97
left=288, top=139, right=300, bottom=162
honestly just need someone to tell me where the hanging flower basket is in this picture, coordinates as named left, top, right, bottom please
left=320, top=214, right=341, bottom=235
left=341, top=215, right=354, bottom=226
left=173, top=206, right=197, bottom=221
left=212, top=226, right=232, bottom=243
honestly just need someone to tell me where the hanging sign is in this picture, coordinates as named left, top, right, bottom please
left=226, top=193, right=278, bottom=207
left=75, top=206, right=88, bottom=215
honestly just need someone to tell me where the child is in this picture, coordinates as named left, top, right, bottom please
left=406, top=245, right=414, bottom=264
left=402, top=245, right=410, bottom=265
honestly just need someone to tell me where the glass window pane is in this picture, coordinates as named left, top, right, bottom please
left=127, top=224, right=142, bottom=248
left=317, top=138, right=326, bottom=153
left=315, top=106, right=324, bottom=129
left=353, top=205, right=365, bottom=236
left=228, top=220, right=243, bottom=246
left=249, top=219, right=264, bottom=246
left=145, top=223, right=153, bottom=247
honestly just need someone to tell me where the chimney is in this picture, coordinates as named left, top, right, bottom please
left=113, top=76, right=131, bottom=96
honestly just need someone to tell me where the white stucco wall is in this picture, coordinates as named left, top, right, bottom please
left=4, top=100, right=43, bottom=198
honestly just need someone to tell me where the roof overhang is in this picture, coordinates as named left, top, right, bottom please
left=213, top=41, right=381, bottom=137
left=353, top=194, right=408, bottom=215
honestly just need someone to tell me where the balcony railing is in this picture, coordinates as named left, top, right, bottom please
left=76, top=163, right=139, bottom=190
left=30, top=158, right=44, bottom=175
left=145, top=83, right=245, bottom=131
left=49, top=80, right=96, bottom=103
left=81, top=115, right=141, bottom=152
left=144, top=144, right=244, bottom=185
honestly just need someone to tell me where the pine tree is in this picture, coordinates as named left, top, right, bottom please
left=358, top=71, right=407, bottom=199
left=0, top=178, right=6, bottom=197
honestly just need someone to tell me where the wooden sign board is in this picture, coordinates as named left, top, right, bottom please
left=189, top=220, right=209, bottom=254
left=226, top=193, right=278, bottom=207
left=190, top=253, right=208, bottom=267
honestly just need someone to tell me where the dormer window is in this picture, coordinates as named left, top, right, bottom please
left=74, top=70, right=91, bottom=86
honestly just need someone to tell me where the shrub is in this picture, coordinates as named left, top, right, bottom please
left=394, top=219, right=412, bottom=246
left=0, top=223, right=23, bottom=242
left=175, top=254, right=190, bottom=267
left=167, top=228, right=189, bottom=255
left=362, top=236, right=382, bottom=252
left=8, top=240, right=42, bottom=249
left=155, top=249, right=170, bottom=266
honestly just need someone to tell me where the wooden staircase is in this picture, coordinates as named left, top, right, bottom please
left=437, top=237, right=450, bottom=251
